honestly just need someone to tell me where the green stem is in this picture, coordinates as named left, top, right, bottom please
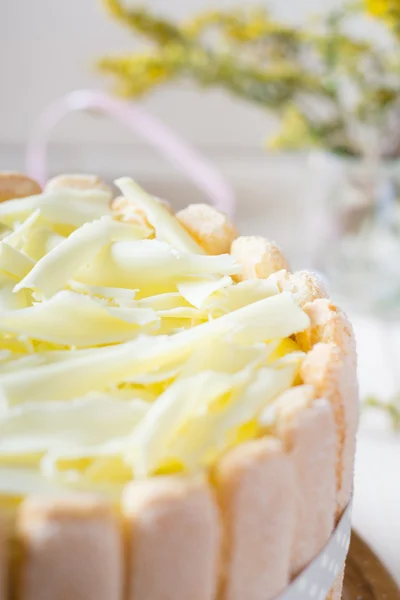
left=364, top=396, right=400, bottom=430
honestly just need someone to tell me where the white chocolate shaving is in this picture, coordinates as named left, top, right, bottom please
left=116, top=177, right=205, bottom=254
left=0, top=177, right=310, bottom=496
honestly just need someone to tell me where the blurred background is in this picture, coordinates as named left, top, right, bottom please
left=1, top=0, right=400, bottom=584
left=0, top=0, right=337, bottom=251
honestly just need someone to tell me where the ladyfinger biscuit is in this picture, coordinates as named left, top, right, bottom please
left=270, top=269, right=328, bottom=308
left=297, top=298, right=358, bottom=515
left=17, top=495, right=123, bottom=600
left=122, top=476, right=220, bottom=600
left=0, top=172, right=41, bottom=203
left=301, top=343, right=358, bottom=516
left=230, top=236, right=289, bottom=281
left=214, top=437, right=295, bottom=600
left=277, top=397, right=336, bottom=576
left=45, top=174, right=112, bottom=197
left=296, top=299, right=356, bottom=361
left=176, top=204, right=238, bottom=255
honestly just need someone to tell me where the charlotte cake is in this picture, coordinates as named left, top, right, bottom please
left=0, top=172, right=358, bottom=600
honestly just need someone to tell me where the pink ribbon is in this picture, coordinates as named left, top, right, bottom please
left=26, top=89, right=236, bottom=217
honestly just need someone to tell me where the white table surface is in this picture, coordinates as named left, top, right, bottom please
left=350, top=315, right=400, bottom=585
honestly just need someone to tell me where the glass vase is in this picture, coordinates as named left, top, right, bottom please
left=310, top=153, right=400, bottom=321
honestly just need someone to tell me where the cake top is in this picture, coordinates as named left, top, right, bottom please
left=0, top=174, right=310, bottom=500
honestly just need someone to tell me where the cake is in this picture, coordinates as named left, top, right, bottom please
left=0, top=171, right=358, bottom=600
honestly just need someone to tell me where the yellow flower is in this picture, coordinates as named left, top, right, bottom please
left=366, top=0, right=400, bottom=24
left=268, top=106, right=316, bottom=151
left=366, top=0, right=390, bottom=16
left=183, top=11, right=222, bottom=38
left=226, top=15, right=270, bottom=42
left=99, top=51, right=177, bottom=97
left=184, top=8, right=285, bottom=43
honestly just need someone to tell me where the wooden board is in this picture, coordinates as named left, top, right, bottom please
left=343, top=530, right=400, bottom=600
